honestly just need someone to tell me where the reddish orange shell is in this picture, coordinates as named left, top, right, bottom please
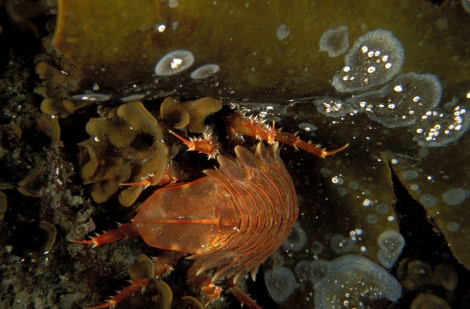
left=132, top=142, right=298, bottom=282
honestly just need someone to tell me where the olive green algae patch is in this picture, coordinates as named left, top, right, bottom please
left=52, top=0, right=470, bottom=102
left=386, top=143, right=470, bottom=270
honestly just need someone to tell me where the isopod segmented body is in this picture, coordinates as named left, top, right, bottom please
left=133, top=141, right=298, bottom=286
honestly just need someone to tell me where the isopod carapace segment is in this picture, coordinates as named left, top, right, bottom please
left=72, top=142, right=298, bottom=309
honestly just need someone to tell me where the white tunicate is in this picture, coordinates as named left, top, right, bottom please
left=154, top=50, right=195, bottom=76
left=402, top=170, right=419, bottom=180
left=375, top=203, right=390, bottom=215
left=264, top=266, right=296, bottom=303
left=295, top=260, right=314, bottom=283
left=71, top=92, right=111, bottom=102
left=447, top=221, right=461, bottom=232
left=190, top=64, right=220, bottom=79
left=294, top=259, right=330, bottom=285
left=330, top=234, right=355, bottom=254
left=442, top=188, right=467, bottom=205
left=314, top=254, right=402, bottom=308
left=377, top=230, right=405, bottom=269
left=120, top=93, right=146, bottom=102
left=309, top=259, right=330, bottom=284
left=313, top=97, right=355, bottom=117
left=347, top=73, right=443, bottom=128
left=310, top=240, right=324, bottom=255
left=332, top=29, right=405, bottom=92
left=462, top=0, right=470, bottom=13
left=412, top=104, right=470, bottom=147
left=282, top=221, right=307, bottom=252
left=348, top=181, right=359, bottom=190
left=367, top=214, right=379, bottom=224
left=276, top=24, right=290, bottom=40
left=420, top=193, right=438, bottom=208
left=319, top=25, right=349, bottom=57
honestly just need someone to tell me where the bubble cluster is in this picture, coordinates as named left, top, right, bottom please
left=264, top=266, right=296, bottom=303
left=314, top=254, right=402, bottom=308
left=154, top=50, right=195, bottom=76
left=347, top=73, right=443, bottom=128
left=190, top=64, right=220, bottom=79
left=411, top=104, right=470, bottom=147
left=319, top=25, right=349, bottom=57
left=313, top=97, right=355, bottom=118
left=332, top=29, right=405, bottom=92
left=377, top=230, right=405, bottom=268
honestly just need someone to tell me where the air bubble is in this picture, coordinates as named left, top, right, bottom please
left=155, top=50, right=195, bottom=76
left=442, top=188, right=467, bottom=205
left=319, top=25, right=349, bottom=57
left=313, top=97, right=355, bottom=118
left=412, top=104, right=470, bottom=147
left=377, top=230, right=405, bottom=268
left=347, top=73, right=443, bottom=128
left=298, top=122, right=317, bottom=132
left=332, top=29, right=404, bottom=92
left=190, top=64, right=220, bottom=79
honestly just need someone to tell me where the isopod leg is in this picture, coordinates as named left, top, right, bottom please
left=230, top=283, right=262, bottom=309
left=120, top=164, right=181, bottom=187
left=187, top=266, right=222, bottom=306
left=70, top=223, right=140, bottom=247
left=85, top=278, right=150, bottom=309
left=169, top=129, right=220, bottom=158
left=226, top=112, right=348, bottom=158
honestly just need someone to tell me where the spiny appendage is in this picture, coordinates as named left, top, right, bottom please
left=85, top=252, right=181, bottom=309
left=230, top=283, right=262, bottom=309
left=120, top=164, right=180, bottom=187
left=227, top=112, right=348, bottom=158
left=227, top=112, right=275, bottom=143
left=85, top=278, right=150, bottom=309
left=169, top=127, right=220, bottom=159
left=275, top=131, right=349, bottom=158
left=69, top=223, right=140, bottom=247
